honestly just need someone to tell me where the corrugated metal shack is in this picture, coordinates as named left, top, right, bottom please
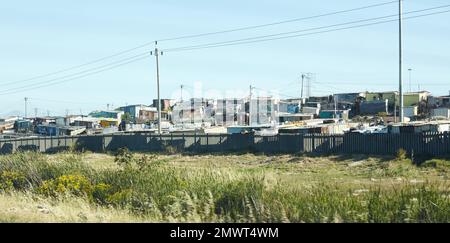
left=388, top=122, right=450, bottom=134
left=404, top=106, right=418, bottom=118
left=37, top=125, right=86, bottom=136
left=359, top=100, right=388, bottom=115
left=279, top=121, right=349, bottom=135
left=278, top=113, right=314, bottom=123
left=431, top=108, right=450, bottom=119
left=319, top=110, right=350, bottom=120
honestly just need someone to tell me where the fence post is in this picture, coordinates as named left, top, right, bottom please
left=220, top=134, right=224, bottom=152
left=206, top=133, right=209, bottom=153
left=194, top=133, right=197, bottom=153
left=312, top=133, right=315, bottom=153
left=102, top=135, right=106, bottom=152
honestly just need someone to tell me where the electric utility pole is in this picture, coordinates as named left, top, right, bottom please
left=180, top=84, right=184, bottom=102
left=399, top=0, right=404, bottom=123
left=301, top=74, right=305, bottom=99
left=408, top=68, right=412, bottom=93
left=249, top=85, right=254, bottom=126
left=334, top=95, right=338, bottom=118
left=24, top=97, right=28, bottom=118
left=394, top=95, right=397, bottom=123
left=151, top=43, right=163, bottom=134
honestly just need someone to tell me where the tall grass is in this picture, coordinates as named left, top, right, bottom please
left=0, top=151, right=449, bottom=223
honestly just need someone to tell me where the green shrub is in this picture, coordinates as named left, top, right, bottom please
left=162, top=142, right=181, bottom=155
left=214, top=177, right=265, bottom=222
left=421, top=159, right=450, bottom=172
left=107, top=189, right=133, bottom=208
left=0, top=171, right=27, bottom=191
left=0, top=151, right=94, bottom=186
left=92, top=183, right=113, bottom=204
left=397, top=149, right=408, bottom=160
left=114, top=148, right=134, bottom=167
left=136, top=154, right=159, bottom=170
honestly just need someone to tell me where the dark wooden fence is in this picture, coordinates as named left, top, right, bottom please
left=1, top=132, right=450, bottom=156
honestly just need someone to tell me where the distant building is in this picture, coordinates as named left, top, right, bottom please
left=333, top=92, right=366, bottom=116
left=0, top=116, right=19, bottom=124
left=227, top=125, right=272, bottom=134
left=277, top=113, right=314, bottom=123
left=249, top=97, right=275, bottom=125
left=302, top=102, right=321, bottom=116
left=36, top=124, right=86, bottom=136
left=172, top=98, right=215, bottom=125
left=100, top=119, right=120, bottom=128
left=33, top=116, right=56, bottom=126
left=308, top=96, right=333, bottom=110
left=404, top=106, right=419, bottom=118
left=359, top=100, right=388, bottom=115
left=403, top=91, right=430, bottom=107
left=319, top=110, right=350, bottom=120
left=153, top=99, right=172, bottom=112
left=0, top=123, right=14, bottom=134
left=0, top=116, right=19, bottom=134
left=276, top=100, right=300, bottom=114
left=278, top=122, right=350, bottom=135
left=388, top=121, right=450, bottom=134
left=215, top=98, right=246, bottom=126
left=55, top=115, right=83, bottom=127
left=89, top=110, right=123, bottom=121
left=431, top=108, right=450, bottom=119
left=14, top=120, right=32, bottom=133
left=429, top=95, right=450, bottom=108
left=366, top=91, right=398, bottom=106
left=118, top=105, right=157, bottom=123
left=333, top=92, right=367, bottom=104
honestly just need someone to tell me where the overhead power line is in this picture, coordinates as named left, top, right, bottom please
left=28, top=97, right=106, bottom=106
left=164, top=5, right=450, bottom=52
left=4, top=6, right=450, bottom=95
left=0, top=1, right=400, bottom=86
left=1, top=46, right=154, bottom=87
left=311, top=81, right=450, bottom=87
left=0, top=54, right=150, bottom=95
left=156, top=0, right=399, bottom=42
left=2, top=3, right=450, bottom=95
left=0, top=53, right=150, bottom=94
left=253, top=87, right=299, bottom=99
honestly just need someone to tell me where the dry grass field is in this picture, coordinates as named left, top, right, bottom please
left=0, top=150, right=449, bottom=223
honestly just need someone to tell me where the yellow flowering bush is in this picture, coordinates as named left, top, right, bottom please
left=38, top=175, right=93, bottom=197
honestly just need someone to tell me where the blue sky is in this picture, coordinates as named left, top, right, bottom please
left=1, top=0, right=449, bottom=116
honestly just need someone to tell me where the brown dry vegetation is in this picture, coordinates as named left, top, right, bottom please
left=0, top=151, right=449, bottom=223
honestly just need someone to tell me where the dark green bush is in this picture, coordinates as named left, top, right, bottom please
left=0, top=171, right=27, bottom=191
left=114, top=148, right=134, bottom=167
